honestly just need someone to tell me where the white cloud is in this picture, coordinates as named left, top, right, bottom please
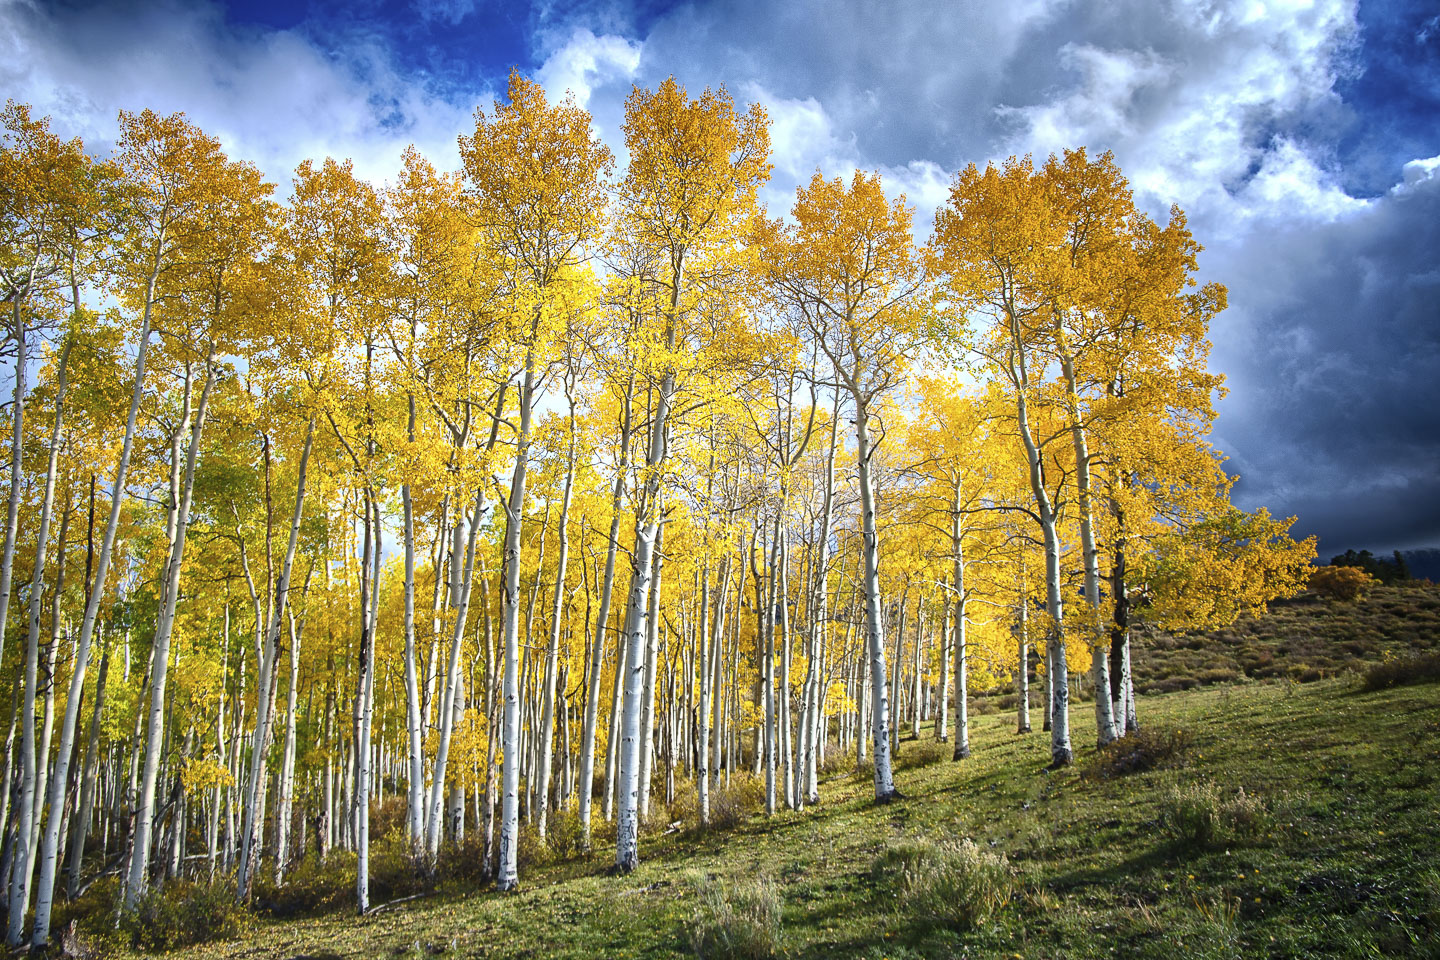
left=0, top=0, right=485, bottom=188
left=996, top=0, right=1360, bottom=232
left=1400, top=153, right=1440, bottom=190
left=535, top=28, right=642, bottom=109
left=741, top=86, right=851, bottom=186
left=1239, top=136, right=1366, bottom=222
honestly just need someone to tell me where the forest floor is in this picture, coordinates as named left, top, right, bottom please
left=112, top=668, right=1440, bottom=959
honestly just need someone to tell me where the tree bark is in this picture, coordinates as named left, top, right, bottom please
left=853, top=400, right=897, bottom=799
left=496, top=354, right=537, bottom=892
left=235, top=418, right=315, bottom=901
left=122, top=352, right=217, bottom=911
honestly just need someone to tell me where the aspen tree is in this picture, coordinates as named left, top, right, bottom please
left=613, top=79, right=769, bottom=873
left=385, top=147, right=470, bottom=851
left=460, top=72, right=610, bottom=890
left=771, top=171, right=925, bottom=800
left=932, top=159, right=1079, bottom=766
left=239, top=155, right=381, bottom=905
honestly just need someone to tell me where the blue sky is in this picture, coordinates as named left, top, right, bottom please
left=4, top=0, right=1439, bottom=557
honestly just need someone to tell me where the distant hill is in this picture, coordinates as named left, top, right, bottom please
left=1401, top=548, right=1440, bottom=582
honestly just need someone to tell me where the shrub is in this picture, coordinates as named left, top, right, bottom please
left=255, top=854, right=356, bottom=917
left=125, top=879, right=251, bottom=951
left=971, top=697, right=1001, bottom=716
left=688, top=873, right=783, bottom=960
left=1308, top=565, right=1376, bottom=602
left=640, top=774, right=697, bottom=835
left=1083, top=726, right=1191, bottom=780
left=870, top=838, right=1013, bottom=931
left=1158, top=781, right=1271, bottom=849
left=896, top=738, right=949, bottom=770
left=817, top=739, right=850, bottom=775
left=435, top=832, right=490, bottom=885
left=545, top=806, right=586, bottom=859
left=705, top=774, right=764, bottom=831
left=516, top=821, right=553, bottom=871
left=256, top=841, right=429, bottom=917
left=1362, top=651, right=1440, bottom=691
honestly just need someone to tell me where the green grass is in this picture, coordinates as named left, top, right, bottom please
left=102, top=674, right=1440, bottom=959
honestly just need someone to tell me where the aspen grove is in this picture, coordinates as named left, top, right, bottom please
left=0, top=77, right=1315, bottom=946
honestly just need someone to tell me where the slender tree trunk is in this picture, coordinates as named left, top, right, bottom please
left=274, top=604, right=305, bottom=883
left=536, top=393, right=576, bottom=840
left=697, top=556, right=728, bottom=825
left=853, top=399, right=897, bottom=800
left=480, top=564, right=499, bottom=879
left=1055, top=329, right=1117, bottom=747
left=401, top=394, right=425, bottom=850
left=636, top=520, right=665, bottom=821
left=937, top=599, right=951, bottom=743
left=1017, top=561, right=1032, bottom=734
left=66, top=638, right=108, bottom=899
left=1007, top=311, right=1072, bottom=766
left=614, top=254, right=688, bottom=873
left=802, top=411, right=837, bottom=804
left=776, top=521, right=795, bottom=810
left=34, top=316, right=138, bottom=950
left=911, top=599, right=924, bottom=741
left=353, top=497, right=382, bottom=914
left=0, top=304, right=29, bottom=678
left=425, top=384, right=508, bottom=858
left=583, top=376, right=634, bottom=843
left=5, top=333, right=62, bottom=945
left=496, top=356, right=537, bottom=892
left=1109, top=533, right=1137, bottom=734
left=234, top=419, right=315, bottom=901
left=951, top=495, right=971, bottom=759
left=121, top=351, right=218, bottom=912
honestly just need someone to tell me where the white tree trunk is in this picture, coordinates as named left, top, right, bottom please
left=67, top=637, right=109, bottom=899
left=853, top=401, right=897, bottom=800
left=426, top=484, right=488, bottom=855
left=123, top=354, right=216, bottom=910
left=7, top=333, right=67, bottom=946
left=1017, top=573, right=1032, bottom=734
left=578, top=378, right=633, bottom=846
left=535, top=405, right=576, bottom=840
left=0, top=306, right=29, bottom=678
left=1056, top=347, right=1117, bottom=747
left=636, top=521, right=665, bottom=821
left=952, top=497, right=971, bottom=761
left=496, top=360, right=536, bottom=891
left=354, top=497, right=382, bottom=913
left=1007, top=312, right=1072, bottom=766
left=401, top=466, right=425, bottom=850
left=274, top=606, right=304, bottom=883
left=235, top=419, right=315, bottom=901
left=614, top=516, right=659, bottom=872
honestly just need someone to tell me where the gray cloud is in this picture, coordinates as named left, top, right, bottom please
left=1211, top=167, right=1440, bottom=554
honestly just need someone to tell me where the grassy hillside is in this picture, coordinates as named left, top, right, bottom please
left=1132, top=580, right=1440, bottom=693
left=89, top=664, right=1439, bottom=959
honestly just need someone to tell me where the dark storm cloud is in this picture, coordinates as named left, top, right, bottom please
left=1211, top=166, right=1440, bottom=555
